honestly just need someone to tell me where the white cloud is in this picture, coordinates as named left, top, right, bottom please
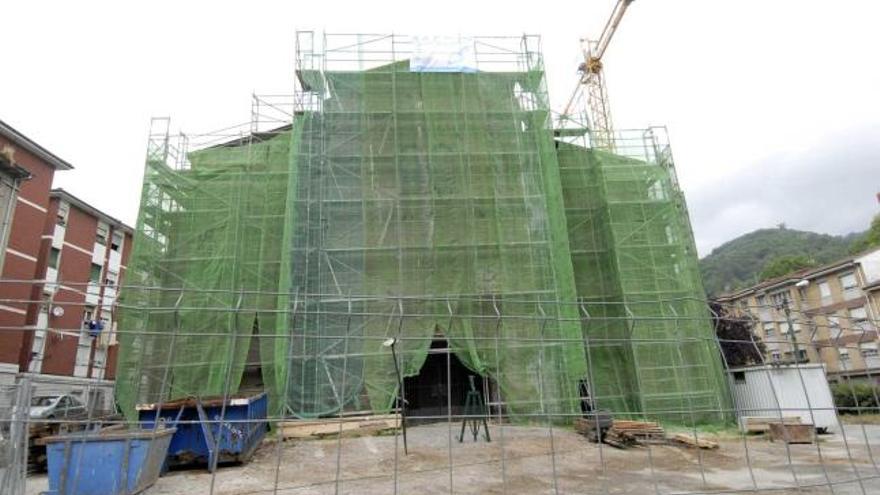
left=1, top=1, right=878, bottom=255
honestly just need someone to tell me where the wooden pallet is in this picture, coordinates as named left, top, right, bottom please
left=742, top=416, right=801, bottom=433
left=279, top=414, right=400, bottom=440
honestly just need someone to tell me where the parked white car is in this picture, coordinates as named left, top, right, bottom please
left=29, top=394, right=87, bottom=420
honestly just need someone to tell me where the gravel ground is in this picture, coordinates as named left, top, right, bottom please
left=24, top=423, right=880, bottom=494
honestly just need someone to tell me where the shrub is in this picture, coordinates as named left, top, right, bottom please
left=831, top=382, right=880, bottom=414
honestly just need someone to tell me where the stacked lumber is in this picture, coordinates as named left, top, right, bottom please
left=279, top=414, right=400, bottom=440
left=602, top=427, right=638, bottom=448
left=574, top=418, right=603, bottom=443
left=671, top=433, right=719, bottom=449
left=573, top=412, right=614, bottom=442
left=603, top=420, right=665, bottom=449
left=28, top=423, right=56, bottom=471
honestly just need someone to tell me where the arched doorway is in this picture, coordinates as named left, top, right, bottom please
left=403, top=338, right=476, bottom=422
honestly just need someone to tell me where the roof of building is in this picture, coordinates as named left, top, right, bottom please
left=50, top=188, right=134, bottom=235
left=717, top=245, right=880, bottom=301
left=204, top=124, right=292, bottom=150
left=0, top=119, right=74, bottom=171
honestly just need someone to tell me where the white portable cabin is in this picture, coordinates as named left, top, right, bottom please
left=727, top=364, right=838, bottom=432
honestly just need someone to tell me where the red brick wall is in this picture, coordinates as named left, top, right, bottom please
left=104, top=344, right=119, bottom=380
left=41, top=204, right=96, bottom=376
left=0, top=134, right=55, bottom=367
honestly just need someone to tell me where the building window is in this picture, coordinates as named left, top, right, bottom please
left=840, top=272, right=860, bottom=299
left=860, top=343, right=879, bottom=358
left=827, top=314, right=844, bottom=341
left=771, top=351, right=781, bottom=361
left=763, top=323, right=775, bottom=338
left=89, top=263, right=103, bottom=284
left=756, top=295, right=772, bottom=321
left=56, top=202, right=69, bottom=226
left=82, top=306, right=95, bottom=326
left=850, top=306, right=869, bottom=332
left=733, top=371, right=746, bottom=383
left=771, top=291, right=789, bottom=308
left=818, top=280, right=832, bottom=301
left=48, top=247, right=61, bottom=270
left=105, top=270, right=118, bottom=287
left=797, top=349, right=807, bottom=362
left=96, top=223, right=109, bottom=245
left=110, top=231, right=123, bottom=252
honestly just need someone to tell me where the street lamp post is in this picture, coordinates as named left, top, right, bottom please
left=384, top=337, right=407, bottom=455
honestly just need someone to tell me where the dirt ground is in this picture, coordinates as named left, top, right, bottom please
left=25, top=423, right=880, bottom=494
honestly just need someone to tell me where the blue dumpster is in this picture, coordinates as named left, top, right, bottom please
left=43, top=426, right=175, bottom=495
left=137, top=392, right=268, bottom=471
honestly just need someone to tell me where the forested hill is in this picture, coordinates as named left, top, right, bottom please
left=699, top=228, right=859, bottom=297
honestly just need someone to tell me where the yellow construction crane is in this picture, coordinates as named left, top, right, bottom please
left=561, top=0, right=635, bottom=151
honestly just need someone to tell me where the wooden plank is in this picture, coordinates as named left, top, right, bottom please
left=279, top=415, right=401, bottom=440
left=598, top=419, right=667, bottom=449
left=671, top=433, right=719, bottom=449
left=743, top=416, right=801, bottom=433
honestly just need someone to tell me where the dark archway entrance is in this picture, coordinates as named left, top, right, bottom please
left=240, top=315, right=264, bottom=394
left=404, top=338, right=474, bottom=422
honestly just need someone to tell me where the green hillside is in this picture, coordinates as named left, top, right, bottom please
left=699, top=228, right=858, bottom=296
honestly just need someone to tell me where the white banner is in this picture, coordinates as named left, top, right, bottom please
left=410, top=36, right=478, bottom=73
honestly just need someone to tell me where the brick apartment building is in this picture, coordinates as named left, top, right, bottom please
left=0, top=145, right=33, bottom=274
left=0, top=120, right=74, bottom=385
left=0, top=120, right=132, bottom=407
left=718, top=246, right=880, bottom=383
left=28, top=189, right=133, bottom=380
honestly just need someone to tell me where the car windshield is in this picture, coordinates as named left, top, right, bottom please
left=31, top=396, right=59, bottom=407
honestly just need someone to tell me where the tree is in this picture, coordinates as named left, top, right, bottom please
left=849, top=213, right=880, bottom=254
left=759, top=254, right=816, bottom=281
left=709, top=301, right=766, bottom=367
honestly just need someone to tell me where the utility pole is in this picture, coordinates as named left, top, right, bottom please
left=779, top=298, right=802, bottom=364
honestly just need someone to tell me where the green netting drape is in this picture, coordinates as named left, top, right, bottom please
left=558, top=144, right=730, bottom=422
left=117, top=49, right=728, bottom=424
left=116, top=131, right=294, bottom=416
left=285, top=61, right=585, bottom=418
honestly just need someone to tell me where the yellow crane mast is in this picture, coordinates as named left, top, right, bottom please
left=561, top=0, right=635, bottom=152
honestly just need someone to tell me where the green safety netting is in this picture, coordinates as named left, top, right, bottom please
left=558, top=144, right=730, bottom=420
left=116, top=44, right=729, bottom=423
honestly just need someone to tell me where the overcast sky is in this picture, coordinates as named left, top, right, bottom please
left=2, top=1, right=878, bottom=256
